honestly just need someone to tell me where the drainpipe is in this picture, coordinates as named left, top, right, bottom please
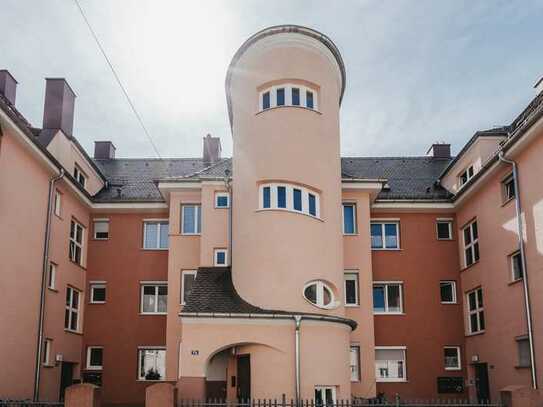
left=498, top=151, right=537, bottom=389
left=33, top=168, right=65, bottom=401
left=294, top=315, right=302, bottom=404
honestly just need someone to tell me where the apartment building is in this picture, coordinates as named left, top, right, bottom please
left=0, top=25, right=541, bottom=407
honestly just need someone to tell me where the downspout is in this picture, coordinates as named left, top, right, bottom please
left=33, top=168, right=65, bottom=401
left=294, top=315, right=302, bottom=404
left=498, top=151, right=537, bottom=389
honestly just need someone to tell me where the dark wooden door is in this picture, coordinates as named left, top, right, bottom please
left=474, top=363, right=490, bottom=402
left=59, top=362, right=74, bottom=401
left=237, top=355, right=251, bottom=402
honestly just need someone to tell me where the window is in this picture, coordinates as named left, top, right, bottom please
left=463, top=220, right=479, bottom=267
left=47, top=262, right=56, bottom=290
left=181, top=270, right=197, bottom=305
left=437, top=220, right=453, bottom=240
left=86, top=346, right=103, bottom=370
left=90, top=283, right=106, bottom=304
left=306, top=90, right=314, bottom=109
left=263, top=186, right=271, bottom=209
left=259, top=84, right=318, bottom=111
left=73, top=165, right=87, bottom=188
left=503, top=173, right=516, bottom=202
left=259, top=183, right=320, bottom=218
left=371, top=222, right=399, bottom=249
left=262, top=91, right=270, bottom=110
left=69, top=220, right=85, bottom=265
left=182, top=205, right=201, bottom=235
left=65, top=286, right=80, bottom=332
left=215, top=192, right=229, bottom=208
left=138, top=348, right=166, bottom=381
left=54, top=190, right=62, bottom=217
left=440, top=281, right=457, bottom=304
left=350, top=345, right=360, bottom=382
left=277, top=186, right=286, bottom=208
left=303, top=281, right=335, bottom=309
left=292, top=88, right=300, bottom=105
left=93, top=219, right=109, bottom=240
left=276, top=88, right=285, bottom=106
left=314, top=386, right=336, bottom=406
left=517, top=337, right=531, bottom=367
left=141, top=284, right=167, bottom=314
left=144, top=221, right=169, bottom=249
left=375, top=347, right=406, bottom=382
left=444, top=347, right=461, bottom=370
left=511, top=251, right=523, bottom=281
left=342, top=203, right=357, bottom=235
left=214, top=249, right=228, bottom=266
left=43, top=339, right=52, bottom=365
left=373, top=282, right=403, bottom=314
left=467, top=288, right=485, bottom=334
left=459, top=165, right=474, bottom=187
left=308, top=193, right=316, bottom=216
left=293, top=188, right=302, bottom=211
left=344, top=273, right=359, bottom=306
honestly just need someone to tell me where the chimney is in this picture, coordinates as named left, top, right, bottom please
left=203, top=134, right=221, bottom=165
left=43, top=78, right=76, bottom=137
left=427, top=143, right=451, bottom=159
left=534, top=75, right=543, bottom=95
left=94, top=141, right=116, bottom=160
left=0, top=70, right=18, bottom=105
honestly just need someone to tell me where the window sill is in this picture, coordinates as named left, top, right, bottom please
left=141, top=248, right=170, bottom=251
left=372, top=248, right=401, bottom=251
left=89, top=301, right=106, bottom=305
left=64, top=329, right=83, bottom=336
left=441, top=301, right=458, bottom=305
left=256, top=105, right=322, bottom=116
left=180, top=233, right=201, bottom=237
left=47, top=287, right=58, bottom=293
left=68, top=259, right=87, bottom=271
left=501, top=197, right=516, bottom=207
left=93, top=238, right=109, bottom=241
left=43, top=363, right=56, bottom=369
left=509, top=278, right=523, bottom=286
left=460, top=261, right=479, bottom=272
left=376, top=379, right=408, bottom=383
left=445, top=367, right=462, bottom=371
left=374, top=312, right=405, bottom=316
left=515, top=365, right=531, bottom=369
left=465, top=330, right=485, bottom=337
left=140, top=312, right=168, bottom=316
left=255, top=208, right=323, bottom=222
left=215, top=206, right=229, bottom=209
left=437, top=238, right=454, bottom=241
left=345, top=304, right=360, bottom=308
left=343, top=233, right=359, bottom=237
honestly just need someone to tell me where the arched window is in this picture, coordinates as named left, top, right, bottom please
left=259, top=83, right=318, bottom=112
left=303, top=281, right=335, bottom=309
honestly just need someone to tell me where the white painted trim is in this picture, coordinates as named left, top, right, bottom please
left=213, top=249, right=228, bottom=266
left=444, top=346, right=462, bottom=371
left=214, top=192, right=230, bottom=208
left=436, top=219, right=453, bottom=240
left=181, top=204, right=202, bottom=235
left=372, top=202, right=455, bottom=210
left=372, top=282, right=404, bottom=314
left=181, top=270, right=197, bottom=305
left=342, top=202, right=357, bottom=235
left=89, top=283, right=106, bottom=304
left=86, top=346, right=103, bottom=370
left=302, top=280, right=338, bottom=310
left=344, top=272, right=359, bottom=306
left=440, top=281, right=457, bottom=304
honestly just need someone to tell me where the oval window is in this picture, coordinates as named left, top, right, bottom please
left=303, top=281, right=335, bottom=309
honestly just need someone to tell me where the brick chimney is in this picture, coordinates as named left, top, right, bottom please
left=0, top=70, right=18, bottom=105
left=203, top=134, right=221, bottom=166
left=42, top=78, right=76, bottom=137
left=94, top=141, right=116, bottom=160
left=427, top=143, right=451, bottom=159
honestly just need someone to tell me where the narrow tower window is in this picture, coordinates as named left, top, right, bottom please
left=306, top=90, right=314, bottom=109
left=263, top=186, right=271, bottom=209
left=292, top=88, right=300, bottom=105
left=276, top=88, right=285, bottom=106
left=277, top=186, right=287, bottom=208
left=293, top=188, right=302, bottom=211
left=262, top=91, right=270, bottom=110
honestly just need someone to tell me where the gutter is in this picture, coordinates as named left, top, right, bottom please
left=498, top=151, right=538, bottom=389
left=33, top=168, right=65, bottom=401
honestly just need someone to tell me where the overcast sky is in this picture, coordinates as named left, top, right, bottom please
left=2, top=0, right=542, bottom=159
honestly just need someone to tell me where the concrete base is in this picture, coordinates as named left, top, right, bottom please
left=146, top=382, right=177, bottom=407
left=65, top=383, right=101, bottom=407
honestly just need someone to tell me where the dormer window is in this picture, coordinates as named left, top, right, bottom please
left=74, top=165, right=87, bottom=188
left=259, top=83, right=318, bottom=112
left=459, top=165, right=474, bottom=187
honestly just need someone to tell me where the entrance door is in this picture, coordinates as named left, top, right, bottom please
left=59, top=362, right=74, bottom=401
left=474, top=363, right=490, bottom=403
left=237, top=355, right=251, bottom=401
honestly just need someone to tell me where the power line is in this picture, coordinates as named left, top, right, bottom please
left=73, top=0, right=163, bottom=159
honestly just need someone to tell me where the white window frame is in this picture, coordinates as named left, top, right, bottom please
left=143, top=220, right=169, bottom=250
left=375, top=346, right=407, bottom=382
left=444, top=346, right=461, bottom=371
left=258, top=183, right=320, bottom=219
left=350, top=345, right=361, bottom=382
left=93, top=219, right=110, bottom=240
left=370, top=221, right=400, bottom=250
left=458, top=165, right=474, bottom=187
left=462, top=220, right=479, bottom=267
left=65, top=286, right=81, bottom=332
left=140, top=282, right=168, bottom=315
left=90, top=282, right=106, bottom=304
left=138, top=347, right=166, bottom=381
left=181, top=270, right=197, bottom=305
left=54, top=190, right=62, bottom=217
left=436, top=219, right=453, bottom=240
left=510, top=251, right=523, bottom=281
left=467, top=287, right=485, bottom=334
left=181, top=205, right=202, bottom=235
left=342, top=203, right=357, bottom=235
left=86, top=346, right=104, bottom=371
left=303, top=280, right=337, bottom=310
left=373, top=281, right=404, bottom=314
left=440, top=281, right=457, bottom=304
left=47, top=262, right=57, bottom=290
left=314, top=386, right=336, bottom=404
left=43, top=338, right=52, bottom=366
left=344, top=272, right=359, bottom=306
left=69, top=219, right=85, bottom=266
left=215, top=192, right=230, bottom=208
left=259, top=83, right=319, bottom=112
left=214, top=249, right=228, bottom=266
left=73, top=164, right=87, bottom=188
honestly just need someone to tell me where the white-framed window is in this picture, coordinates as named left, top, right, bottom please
left=215, top=192, right=230, bottom=208
left=502, top=173, right=516, bottom=202
left=444, top=346, right=461, bottom=370
left=373, top=282, right=403, bottom=314
left=467, top=287, right=485, bottom=334
left=181, top=205, right=202, bottom=235
left=436, top=219, right=453, bottom=240
left=65, top=286, right=81, bottom=332
left=463, top=220, right=479, bottom=267
left=314, top=386, right=336, bottom=405
left=303, top=280, right=336, bottom=309
left=459, top=165, right=474, bottom=187
left=181, top=270, right=197, bottom=305
left=138, top=347, right=166, bottom=381
left=54, top=190, right=62, bottom=217
left=140, top=283, right=167, bottom=314
left=69, top=219, right=85, bottom=265
left=73, top=164, right=87, bottom=188
left=90, top=282, right=106, bottom=304
left=510, top=251, right=523, bottom=281
left=440, top=281, right=457, bottom=304
left=375, top=347, right=407, bottom=382
left=43, top=338, right=52, bottom=366
left=259, top=83, right=319, bottom=111
left=350, top=345, right=361, bottom=382
left=371, top=221, right=400, bottom=249
left=259, top=183, right=320, bottom=218
left=342, top=203, right=357, bottom=235
left=143, top=220, right=169, bottom=249
left=344, top=272, right=359, bottom=306
left=86, top=346, right=103, bottom=370
left=214, top=249, right=228, bottom=266
left=93, top=219, right=109, bottom=240
left=516, top=336, right=531, bottom=368
left=47, top=262, right=57, bottom=290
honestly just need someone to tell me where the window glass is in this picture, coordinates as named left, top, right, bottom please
left=276, top=88, right=285, bottom=106
left=262, top=92, right=270, bottom=110
left=48, top=263, right=56, bottom=289
left=512, top=252, right=523, bottom=281
left=87, top=347, right=103, bottom=369
left=517, top=338, right=531, bottom=367
left=467, top=288, right=485, bottom=333
left=182, top=206, right=201, bottom=235
left=343, top=204, right=356, bottom=234
left=293, top=188, right=302, bottom=211
left=304, top=281, right=335, bottom=309
left=145, top=223, right=158, bottom=248
left=306, top=91, right=314, bottom=109
left=373, top=283, right=403, bottom=313
left=463, top=220, right=479, bottom=267
left=277, top=186, right=286, bottom=208
left=440, top=281, right=456, bottom=303
left=350, top=346, right=360, bottom=382
left=263, top=187, right=271, bottom=209
left=375, top=348, right=406, bottom=381
left=345, top=273, right=358, bottom=305
left=437, top=221, right=452, bottom=240
left=69, top=220, right=84, bottom=265
left=144, top=221, right=169, bottom=248
left=444, top=347, right=460, bottom=370
left=387, top=285, right=401, bottom=312
left=181, top=272, right=197, bottom=305
left=308, top=194, right=316, bottom=216
left=216, top=194, right=229, bottom=208
left=65, top=287, right=80, bottom=331
left=373, top=285, right=385, bottom=312
left=94, top=220, right=109, bottom=239
left=503, top=175, right=516, bottom=201
left=91, top=284, right=106, bottom=303
left=371, top=224, right=383, bottom=248
left=304, top=284, right=317, bottom=304
left=384, top=224, right=398, bottom=248
left=141, top=285, right=167, bottom=313
left=138, top=349, right=166, bottom=380
left=215, top=249, right=227, bottom=266
left=292, top=88, right=300, bottom=105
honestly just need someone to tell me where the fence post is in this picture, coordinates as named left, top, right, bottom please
left=64, top=383, right=101, bottom=407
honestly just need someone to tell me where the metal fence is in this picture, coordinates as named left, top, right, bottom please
left=0, top=402, right=63, bottom=407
